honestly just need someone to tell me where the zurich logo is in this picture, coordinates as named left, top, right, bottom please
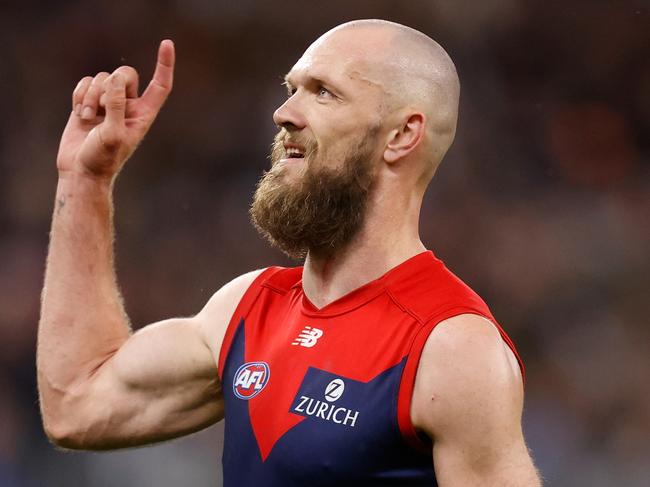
left=233, top=361, right=270, bottom=400
left=292, top=377, right=359, bottom=427
left=324, top=378, right=345, bottom=402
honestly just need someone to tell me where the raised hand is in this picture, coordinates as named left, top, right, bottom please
left=56, top=40, right=175, bottom=180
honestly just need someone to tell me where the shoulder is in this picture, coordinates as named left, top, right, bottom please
left=201, top=268, right=269, bottom=315
left=195, top=265, right=303, bottom=348
left=411, top=313, right=523, bottom=439
left=411, top=314, right=540, bottom=485
left=386, top=253, right=493, bottom=323
left=193, top=268, right=268, bottom=358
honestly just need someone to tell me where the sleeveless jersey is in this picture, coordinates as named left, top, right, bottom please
left=217, top=251, right=523, bottom=486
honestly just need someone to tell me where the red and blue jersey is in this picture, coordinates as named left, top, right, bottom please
left=217, top=251, right=523, bottom=486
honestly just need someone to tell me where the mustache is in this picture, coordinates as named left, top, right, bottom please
left=270, top=130, right=318, bottom=164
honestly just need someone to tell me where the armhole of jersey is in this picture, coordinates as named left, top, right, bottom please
left=396, top=307, right=525, bottom=453
left=217, top=267, right=282, bottom=381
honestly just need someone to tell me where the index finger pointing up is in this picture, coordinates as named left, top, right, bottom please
left=141, top=39, right=175, bottom=113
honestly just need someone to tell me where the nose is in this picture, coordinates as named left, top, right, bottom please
left=273, top=96, right=307, bottom=130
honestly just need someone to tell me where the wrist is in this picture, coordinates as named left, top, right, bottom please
left=57, top=169, right=114, bottom=189
left=56, top=171, right=115, bottom=201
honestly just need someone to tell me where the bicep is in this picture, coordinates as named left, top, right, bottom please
left=412, top=315, right=540, bottom=486
left=70, top=316, right=222, bottom=449
left=60, top=269, right=265, bottom=450
left=431, top=390, right=539, bottom=486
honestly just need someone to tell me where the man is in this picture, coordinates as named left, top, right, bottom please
left=38, top=19, right=541, bottom=486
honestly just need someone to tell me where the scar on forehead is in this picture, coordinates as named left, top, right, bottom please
left=346, top=68, right=386, bottom=91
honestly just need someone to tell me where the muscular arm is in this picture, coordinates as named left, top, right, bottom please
left=37, top=41, right=261, bottom=450
left=39, top=182, right=258, bottom=448
left=411, top=314, right=541, bottom=486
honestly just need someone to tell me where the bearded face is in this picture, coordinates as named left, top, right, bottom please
left=250, top=127, right=379, bottom=260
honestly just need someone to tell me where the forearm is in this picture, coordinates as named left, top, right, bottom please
left=38, top=174, right=131, bottom=423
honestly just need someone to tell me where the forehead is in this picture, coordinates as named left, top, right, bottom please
left=286, top=28, right=392, bottom=92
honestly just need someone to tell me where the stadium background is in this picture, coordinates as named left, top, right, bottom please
left=0, top=1, right=648, bottom=485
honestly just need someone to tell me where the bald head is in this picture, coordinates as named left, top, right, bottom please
left=260, top=21, right=460, bottom=256
left=304, top=20, right=460, bottom=172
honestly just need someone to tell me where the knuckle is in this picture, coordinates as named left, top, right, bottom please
left=107, top=97, right=126, bottom=110
left=114, top=66, right=139, bottom=96
left=115, top=65, right=137, bottom=77
left=92, top=72, right=110, bottom=85
left=73, top=77, right=92, bottom=96
left=75, top=76, right=91, bottom=88
left=84, top=75, right=110, bottom=101
left=81, top=89, right=97, bottom=105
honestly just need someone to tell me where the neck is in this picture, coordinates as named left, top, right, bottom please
left=302, top=185, right=426, bottom=309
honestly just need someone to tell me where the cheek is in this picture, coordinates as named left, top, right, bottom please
left=310, top=136, right=351, bottom=170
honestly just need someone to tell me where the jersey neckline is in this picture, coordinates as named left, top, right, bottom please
left=295, top=251, right=436, bottom=317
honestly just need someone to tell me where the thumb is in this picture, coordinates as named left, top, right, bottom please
left=104, top=73, right=126, bottom=126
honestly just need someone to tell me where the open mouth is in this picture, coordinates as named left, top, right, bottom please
left=285, top=147, right=305, bottom=159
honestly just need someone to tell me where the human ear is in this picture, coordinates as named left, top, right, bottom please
left=383, top=113, right=425, bottom=164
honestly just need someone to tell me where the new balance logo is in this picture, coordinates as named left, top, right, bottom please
left=292, top=326, right=324, bottom=348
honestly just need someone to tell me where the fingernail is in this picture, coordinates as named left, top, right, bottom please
left=81, top=106, right=93, bottom=120
left=74, top=104, right=82, bottom=116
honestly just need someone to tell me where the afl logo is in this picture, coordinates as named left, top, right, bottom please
left=324, top=378, right=345, bottom=402
left=233, top=362, right=270, bottom=400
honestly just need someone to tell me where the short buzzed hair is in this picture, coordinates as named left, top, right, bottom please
left=329, top=20, right=460, bottom=169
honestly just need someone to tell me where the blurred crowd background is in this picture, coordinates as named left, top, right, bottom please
left=1, top=0, right=648, bottom=485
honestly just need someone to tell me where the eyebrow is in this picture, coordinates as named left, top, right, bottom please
left=283, top=72, right=343, bottom=96
left=282, top=74, right=293, bottom=91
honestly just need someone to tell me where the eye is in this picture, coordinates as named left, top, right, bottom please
left=317, top=86, right=334, bottom=98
